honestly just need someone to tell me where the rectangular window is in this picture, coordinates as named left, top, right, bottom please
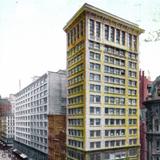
left=105, top=141, right=109, bottom=147
left=128, top=52, right=137, bottom=60
left=157, top=140, right=160, bottom=151
left=90, top=95, right=101, bottom=103
left=133, top=35, right=137, bottom=51
left=95, top=42, right=100, bottom=50
left=90, top=73, right=101, bottom=81
left=90, top=63, right=100, bottom=71
left=73, top=27, right=76, bottom=42
left=90, top=119, right=101, bottom=126
left=67, top=32, right=70, bottom=46
left=80, top=20, right=84, bottom=36
left=77, top=23, right=80, bottom=39
left=90, top=51, right=100, bottom=61
left=116, top=29, right=120, bottom=44
left=89, top=41, right=94, bottom=48
left=96, top=21, right=101, bottom=38
left=90, top=107, right=94, bottom=114
left=110, top=141, right=115, bottom=147
left=110, top=27, right=115, bottom=42
left=128, top=71, right=136, bottom=78
left=105, top=130, right=109, bottom=136
left=122, top=31, right=125, bottom=45
left=96, top=142, right=101, bottom=148
left=90, top=142, right=94, bottom=148
left=90, top=131, right=94, bottom=137
left=96, top=119, right=101, bottom=125
left=96, top=107, right=101, bottom=114
left=70, top=29, right=73, bottom=44
left=105, top=119, right=109, bottom=125
left=128, top=33, right=132, bottom=48
left=90, top=19, right=94, bottom=37
left=155, top=119, right=159, bottom=132
left=90, top=119, right=94, bottom=126
left=104, top=25, right=109, bottom=40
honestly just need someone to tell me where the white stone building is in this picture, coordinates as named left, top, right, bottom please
left=14, top=70, right=66, bottom=160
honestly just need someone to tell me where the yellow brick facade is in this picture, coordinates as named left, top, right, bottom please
left=64, top=3, right=144, bottom=160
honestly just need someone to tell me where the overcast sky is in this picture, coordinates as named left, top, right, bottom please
left=1, top=0, right=160, bottom=97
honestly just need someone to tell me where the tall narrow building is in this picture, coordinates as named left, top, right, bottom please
left=139, top=70, right=152, bottom=160
left=64, top=3, right=144, bottom=160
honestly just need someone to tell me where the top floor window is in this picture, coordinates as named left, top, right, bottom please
left=96, top=21, right=101, bottom=38
left=77, top=23, right=80, bottom=39
left=127, top=33, right=132, bottom=48
left=80, top=20, right=84, bottom=36
left=122, top=31, right=125, bottom=45
left=104, top=25, right=109, bottom=40
left=73, top=27, right=76, bottom=42
left=90, top=19, right=94, bottom=37
left=67, top=32, right=70, bottom=46
left=110, top=27, right=115, bottom=42
left=133, top=35, right=137, bottom=51
left=70, top=29, right=73, bottom=44
left=116, top=29, right=120, bottom=44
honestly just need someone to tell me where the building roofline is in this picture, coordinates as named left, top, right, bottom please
left=15, top=72, right=48, bottom=96
left=63, top=3, right=144, bottom=33
left=15, top=70, right=66, bottom=96
left=48, top=70, right=66, bottom=75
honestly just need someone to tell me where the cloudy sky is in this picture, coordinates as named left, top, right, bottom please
left=1, top=0, right=160, bottom=97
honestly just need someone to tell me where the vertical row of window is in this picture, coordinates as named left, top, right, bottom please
left=67, top=22, right=85, bottom=152
left=67, top=20, right=84, bottom=46
left=89, top=19, right=137, bottom=50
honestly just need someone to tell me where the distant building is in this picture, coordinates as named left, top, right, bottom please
left=139, top=70, right=152, bottom=160
left=14, top=70, right=67, bottom=160
left=64, top=3, right=144, bottom=160
left=0, top=96, right=15, bottom=147
left=144, top=76, right=160, bottom=160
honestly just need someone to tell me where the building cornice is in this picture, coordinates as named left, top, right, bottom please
left=63, top=3, right=144, bottom=34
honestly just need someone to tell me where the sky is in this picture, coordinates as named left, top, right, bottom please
left=1, top=0, right=160, bottom=97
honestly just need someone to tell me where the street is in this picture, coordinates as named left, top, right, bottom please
left=0, top=146, right=20, bottom=160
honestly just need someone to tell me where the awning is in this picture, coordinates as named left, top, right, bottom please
left=13, top=149, right=21, bottom=155
left=13, top=149, right=17, bottom=152
left=20, top=153, right=27, bottom=159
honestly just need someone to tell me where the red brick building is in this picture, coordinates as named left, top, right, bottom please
left=48, top=115, right=66, bottom=160
left=0, top=97, right=13, bottom=146
left=139, top=70, right=152, bottom=160
left=0, top=98, right=11, bottom=115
